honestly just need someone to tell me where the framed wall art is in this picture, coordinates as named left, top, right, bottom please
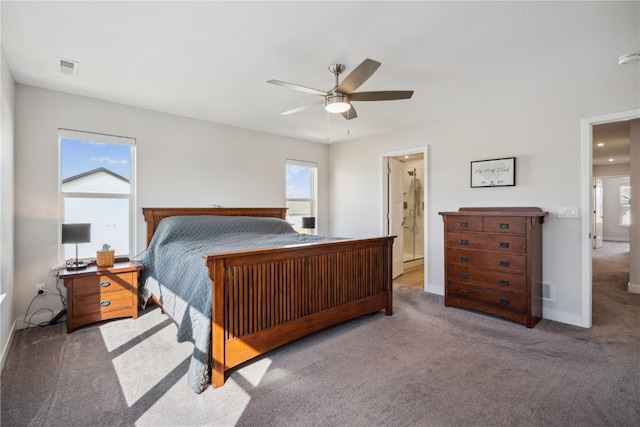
left=470, top=157, right=516, bottom=188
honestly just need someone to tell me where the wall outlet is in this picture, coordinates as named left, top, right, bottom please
left=35, top=283, right=46, bottom=296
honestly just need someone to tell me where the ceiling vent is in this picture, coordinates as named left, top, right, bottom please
left=56, top=57, right=79, bottom=76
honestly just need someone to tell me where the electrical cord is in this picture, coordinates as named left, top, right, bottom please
left=22, top=294, right=54, bottom=328
left=22, top=279, right=69, bottom=328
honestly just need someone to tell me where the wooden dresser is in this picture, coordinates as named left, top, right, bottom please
left=439, top=207, right=547, bottom=328
left=59, top=261, right=143, bottom=333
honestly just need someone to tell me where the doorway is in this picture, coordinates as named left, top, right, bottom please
left=592, top=122, right=633, bottom=326
left=383, top=148, right=426, bottom=289
left=581, top=110, right=639, bottom=328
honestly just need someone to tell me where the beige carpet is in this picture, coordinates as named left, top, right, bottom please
left=2, top=242, right=638, bottom=426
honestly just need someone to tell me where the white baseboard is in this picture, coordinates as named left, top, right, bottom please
left=629, top=282, right=640, bottom=294
left=15, top=311, right=63, bottom=330
left=0, top=318, right=16, bottom=374
left=425, top=283, right=444, bottom=295
left=542, top=306, right=584, bottom=327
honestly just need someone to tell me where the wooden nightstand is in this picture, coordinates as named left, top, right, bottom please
left=59, top=261, right=143, bottom=333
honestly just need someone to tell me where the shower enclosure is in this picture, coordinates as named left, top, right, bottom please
left=403, top=163, right=424, bottom=262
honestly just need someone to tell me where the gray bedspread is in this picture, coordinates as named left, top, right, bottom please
left=138, top=215, right=340, bottom=393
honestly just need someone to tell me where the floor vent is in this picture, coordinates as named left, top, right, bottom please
left=542, top=282, right=555, bottom=301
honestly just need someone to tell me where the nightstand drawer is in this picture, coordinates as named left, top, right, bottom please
left=73, top=289, right=135, bottom=316
left=59, top=261, right=143, bottom=333
left=72, top=272, right=136, bottom=296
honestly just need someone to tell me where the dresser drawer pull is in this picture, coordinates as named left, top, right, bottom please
left=460, top=273, right=469, bottom=279
left=459, top=290, right=469, bottom=296
left=99, top=300, right=111, bottom=307
left=99, top=280, right=110, bottom=288
left=499, top=223, right=510, bottom=229
left=499, top=242, right=509, bottom=248
left=459, top=239, right=468, bottom=245
left=459, top=221, right=468, bottom=228
left=499, top=280, right=510, bottom=287
left=460, top=256, right=469, bottom=262
left=499, top=298, right=510, bottom=305
left=499, top=260, right=510, bottom=267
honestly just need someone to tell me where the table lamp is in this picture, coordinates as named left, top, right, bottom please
left=301, top=217, right=315, bottom=235
left=62, top=223, right=91, bottom=270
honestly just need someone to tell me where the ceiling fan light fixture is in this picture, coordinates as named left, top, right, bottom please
left=325, top=94, right=351, bottom=113
left=618, top=52, right=640, bottom=65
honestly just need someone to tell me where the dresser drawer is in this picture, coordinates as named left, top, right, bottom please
left=446, top=216, right=483, bottom=232
left=446, top=264, right=526, bottom=293
left=447, top=232, right=527, bottom=254
left=72, top=272, right=136, bottom=296
left=447, top=248, right=526, bottom=274
left=446, top=281, right=527, bottom=320
left=73, top=290, right=135, bottom=316
left=483, top=216, right=526, bottom=234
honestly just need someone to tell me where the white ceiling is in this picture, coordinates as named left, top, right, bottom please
left=2, top=1, right=639, bottom=147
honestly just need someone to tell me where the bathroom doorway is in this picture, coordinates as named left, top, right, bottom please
left=384, top=150, right=425, bottom=287
left=401, top=156, right=425, bottom=266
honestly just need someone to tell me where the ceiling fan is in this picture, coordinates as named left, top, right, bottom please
left=267, top=58, right=413, bottom=120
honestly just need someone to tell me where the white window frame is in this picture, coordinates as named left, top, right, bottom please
left=58, top=128, right=137, bottom=260
left=285, top=159, right=317, bottom=233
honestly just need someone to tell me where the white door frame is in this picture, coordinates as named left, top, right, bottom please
left=380, top=146, right=429, bottom=290
left=580, top=108, right=640, bottom=328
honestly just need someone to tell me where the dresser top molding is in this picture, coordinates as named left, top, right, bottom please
left=439, top=207, right=548, bottom=218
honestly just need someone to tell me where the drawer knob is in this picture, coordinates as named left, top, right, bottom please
left=499, top=242, right=509, bottom=248
left=460, top=256, right=469, bottom=262
left=499, top=260, right=510, bottom=267
left=459, top=290, right=469, bottom=296
left=459, top=239, right=468, bottom=245
left=460, top=273, right=469, bottom=279
left=459, top=222, right=468, bottom=227
left=499, top=298, right=510, bottom=305
left=499, top=223, right=510, bottom=229
left=499, top=280, right=510, bottom=286
left=99, top=280, right=111, bottom=288
left=99, top=300, right=111, bottom=307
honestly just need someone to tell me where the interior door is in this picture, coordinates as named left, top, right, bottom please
left=593, top=178, right=603, bottom=249
left=388, top=158, right=404, bottom=278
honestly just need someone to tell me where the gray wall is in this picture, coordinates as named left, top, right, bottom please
left=329, top=73, right=640, bottom=327
left=12, top=85, right=330, bottom=329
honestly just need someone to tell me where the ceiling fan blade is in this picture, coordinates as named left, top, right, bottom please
left=267, top=79, right=328, bottom=96
left=341, top=105, right=358, bottom=120
left=337, top=59, right=381, bottom=95
left=350, top=91, right=414, bottom=101
left=281, top=100, right=325, bottom=116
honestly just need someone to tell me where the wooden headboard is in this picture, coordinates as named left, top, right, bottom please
left=142, top=207, right=288, bottom=245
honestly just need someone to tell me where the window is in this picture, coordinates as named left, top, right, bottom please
left=620, top=184, right=631, bottom=226
left=286, top=160, right=317, bottom=233
left=59, top=129, right=136, bottom=261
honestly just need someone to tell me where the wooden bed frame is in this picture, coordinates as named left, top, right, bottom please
left=142, top=207, right=394, bottom=388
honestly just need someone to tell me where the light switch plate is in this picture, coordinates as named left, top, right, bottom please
left=557, top=207, right=578, bottom=219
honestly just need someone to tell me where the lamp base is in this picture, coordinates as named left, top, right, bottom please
left=66, top=261, right=88, bottom=271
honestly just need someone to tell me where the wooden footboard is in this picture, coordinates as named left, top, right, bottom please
left=205, top=236, right=394, bottom=388
left=142, top=207, right=394, bottom=390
